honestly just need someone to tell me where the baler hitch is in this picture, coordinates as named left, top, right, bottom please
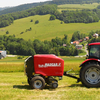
left=63, top=72, right=81, bottom=83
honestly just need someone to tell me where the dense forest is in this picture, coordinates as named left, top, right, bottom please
left=1, top=4, right=100, bottom=28
left=0, top=30, right=100, bottom=56
left=0, top=4, right=57, bottom=28
left=50, top=0, right=100, bottom=5
left=0, top=34, right=78, bottom=56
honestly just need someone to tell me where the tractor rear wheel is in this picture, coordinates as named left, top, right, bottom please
left=30, top=76, right=45, bottom=89
left=80, top=63, right=100, bottom=87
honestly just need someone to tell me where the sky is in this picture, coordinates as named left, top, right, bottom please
left=0, top=0, right=52, bottom=7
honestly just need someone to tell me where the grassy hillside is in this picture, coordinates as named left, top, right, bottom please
left=0, top=14, right=100, bottom=41
left=58, top=3, right=99, bottom=12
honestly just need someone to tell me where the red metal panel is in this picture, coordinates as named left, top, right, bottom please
left=89, top=42, right=100, bottom=46
left=81, top=58, right=98, bottom=65
left=34, top=54, right=64, bottom=76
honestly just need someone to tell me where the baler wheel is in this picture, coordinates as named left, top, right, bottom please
left=52, top=82, right=58, bottom=89
left=30, top=76, right=45, bottom=89
left=80, top=63, right=100, bottom=87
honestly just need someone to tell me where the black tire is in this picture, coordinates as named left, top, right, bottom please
left=52, top=82, right=58, bottom=89
left=30, top=76, right=45, bottom=89
left=80, top=63, right=100, bottom=88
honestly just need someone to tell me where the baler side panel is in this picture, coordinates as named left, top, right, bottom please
left=34, top=55, right=64, bottom=76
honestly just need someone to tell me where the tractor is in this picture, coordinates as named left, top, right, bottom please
left=80, top=42, right=100, bottom=88
left=24, top=42, right=100, bottom=89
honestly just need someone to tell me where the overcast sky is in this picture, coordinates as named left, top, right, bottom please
left=0, top=0, right=52, bottom=7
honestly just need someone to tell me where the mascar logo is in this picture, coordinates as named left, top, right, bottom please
left=38, top=63, right=61, bottom=68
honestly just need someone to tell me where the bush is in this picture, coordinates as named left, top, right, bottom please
left=49, top=15, right=56, bottom=20
left=6, top=31, right=9, bottom=34
left=17, top=56, right=24, bottom=59
left=35, top=20, right=39, bottom=24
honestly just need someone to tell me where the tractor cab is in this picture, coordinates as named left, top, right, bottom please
left=88, top=42, right=100, bottom=59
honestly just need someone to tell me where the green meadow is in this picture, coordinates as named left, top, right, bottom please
left=0, top=72, right=98, bottom=100
left=0, top=3, right=100, bottom=41
left=58, top=3, right=99, bottom=10
left=1, top=56, right=100, bottom=100
left=0, top=56, right=84, bottom=72
left=0, top=14, right=100, bottom=42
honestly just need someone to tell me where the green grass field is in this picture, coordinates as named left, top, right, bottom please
left=58, top=3, right=99, bottom=12
left=0, top=56, right=84, bottom=72
left=0, top=3, right=100, bottom=42
left=1, top=72, right=100, bottom=100
left=0, top=57, right=99, bottom=100
left=0, top=14, right=100, bottom=42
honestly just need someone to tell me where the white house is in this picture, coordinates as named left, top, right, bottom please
left=0, top=51, right=6, bottom=59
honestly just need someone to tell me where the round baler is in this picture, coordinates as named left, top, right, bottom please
left=24, top=54, right=64, bottom=89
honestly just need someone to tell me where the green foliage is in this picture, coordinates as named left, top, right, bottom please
left=17, top=56, right=24, bottom=59
left=0, top=4, right=57, bottom=28
left=51, top=0, right=100, bottom=5
left=0, top=34, right=78, bottom=56
left=50, top=15, right=56, bottom=20
left=20, top=32, right=24, bottom=34
left=6, top=31, right=9, bottom=34
left=35, top=20, right=39, bottom=24
left=55, top=10, right=99, bottom=23
left=30, top=19, right=33, bottom=22
left=71, top=31, right=86, bottom=42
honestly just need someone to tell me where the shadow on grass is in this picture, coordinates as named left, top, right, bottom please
left=13, top=84, right=56, bottom=90
left=13, top=85, right=31, bottom=90
left=69, top=84, right=85, bottom=87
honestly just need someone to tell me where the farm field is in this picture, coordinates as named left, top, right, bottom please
left=0, top=56, right=85, bottom=72
left=1, top=72, right=100, bottom=100
left=0, top=56, right=99, bottom=100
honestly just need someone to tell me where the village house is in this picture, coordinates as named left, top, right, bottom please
left=71, top=41, right=79, bottom=45
left=84, top=37, right=89, bottom=41
left=93, top=33, right=99, bottom=38
left=0, top=51, right=6, bottom=59
left=76, top=45, right=83, bottom=49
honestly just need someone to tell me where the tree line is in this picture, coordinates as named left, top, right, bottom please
left=0, top=34, right=78, bottom=56
left=50, top=0, right=100, bottom=5
left=0, top=4, right=57, bottom=28
left=1, top=0, right=100, bottom=15
left=54, top=9, right=99, bottom=23
left=1, top=4, right=100, bottom=28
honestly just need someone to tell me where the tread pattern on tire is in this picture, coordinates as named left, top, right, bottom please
left=80, top=63, right=100, bottom=88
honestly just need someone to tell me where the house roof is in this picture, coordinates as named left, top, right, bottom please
left=0, top=51, right=2, bottom=53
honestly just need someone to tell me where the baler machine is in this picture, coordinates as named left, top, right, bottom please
left=24, top=54, right=80, bottom=89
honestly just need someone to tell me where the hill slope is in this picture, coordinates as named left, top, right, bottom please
left=1, top=0, right=100, bottom=15
left=0, top=14, right=100, bottom=41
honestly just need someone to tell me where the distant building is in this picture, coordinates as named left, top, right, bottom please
left=76, top=45, right=83, bottom=49
left=84, top=37, right=89, bottom=41
left=63, top=44, right=67, bottom=47
left=0, top=51, right=6, bottom=59
left=71, top=41, right=79, bottom=45
left=93, top=33, right=99, bottom=38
